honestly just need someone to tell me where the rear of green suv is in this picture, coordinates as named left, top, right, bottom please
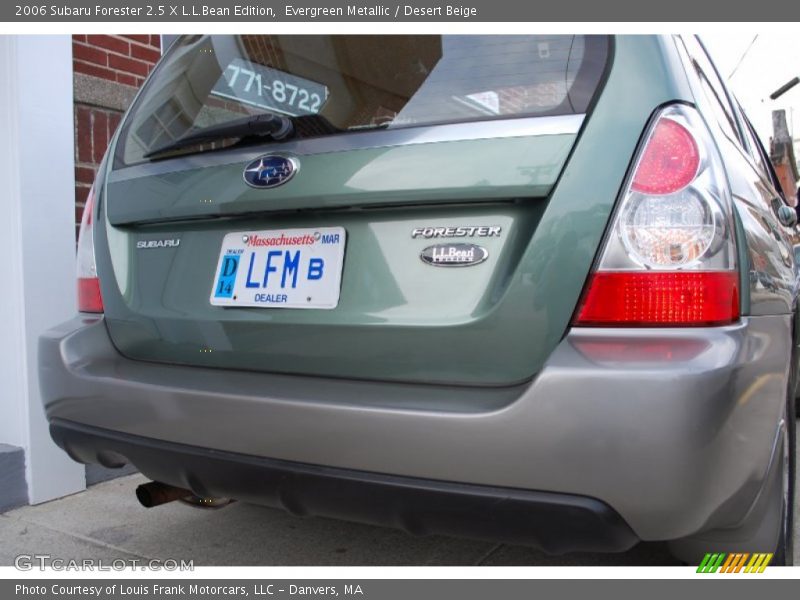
left=40, top=34, right=796, bottom=564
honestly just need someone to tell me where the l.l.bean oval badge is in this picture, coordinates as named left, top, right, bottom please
left=420, top=243, right=489, bottom=267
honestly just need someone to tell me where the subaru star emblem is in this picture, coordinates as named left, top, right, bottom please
left=243, top=155, right=298, bottom=189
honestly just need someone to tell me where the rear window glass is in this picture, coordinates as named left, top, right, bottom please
left=116, top=34, right=610, bottom=167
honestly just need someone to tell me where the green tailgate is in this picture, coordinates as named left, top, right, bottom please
left=96, top=35, right=692, bottom=385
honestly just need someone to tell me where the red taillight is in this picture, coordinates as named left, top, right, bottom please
left=574, top=271, right=739, bottom=327
left=580, top=105, right=739, bottom=328
left=77, top=277, right=104, bottom=313
left=631, top=118, right=700, bottom=195
left=76, top=186, right=103, bottom=313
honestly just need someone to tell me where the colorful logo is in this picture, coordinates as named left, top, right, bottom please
left=696, top=552, right=773, bottom=573
left=243, top=155, right=297, bottom=189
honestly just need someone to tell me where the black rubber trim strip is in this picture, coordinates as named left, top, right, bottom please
left=50, top=418, right=638, bottom=555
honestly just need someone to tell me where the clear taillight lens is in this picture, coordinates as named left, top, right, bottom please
left=620, top=188, right=716, bottom=267
left=77, top=186, right=103, bottom=313
left=574, top=104, right=738, bottom=327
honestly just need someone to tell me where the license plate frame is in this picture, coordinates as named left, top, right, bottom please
left=209, top=226, right=346, bottom=310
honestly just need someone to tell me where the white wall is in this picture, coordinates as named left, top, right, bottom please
left=0, top=35, right=85, bottom=503
left=0, top=36, right=27, bottom=451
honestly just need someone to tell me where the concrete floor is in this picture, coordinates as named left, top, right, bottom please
left=1, top=431, right=798, bottom=566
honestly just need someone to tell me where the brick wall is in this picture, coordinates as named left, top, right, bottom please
left=73, top=35, right=161, bottom=236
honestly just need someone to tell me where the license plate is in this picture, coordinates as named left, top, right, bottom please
left=210, top=227, right=346, bottom=309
